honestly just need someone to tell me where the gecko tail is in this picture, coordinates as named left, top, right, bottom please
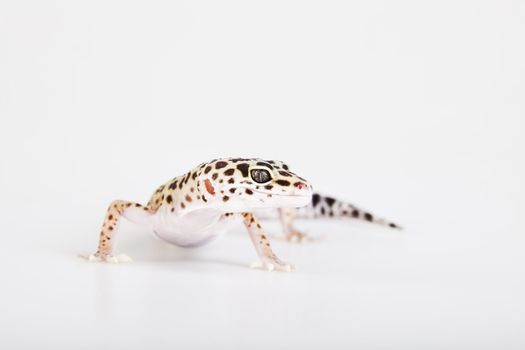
left=297, top=193, right=402, bottom=230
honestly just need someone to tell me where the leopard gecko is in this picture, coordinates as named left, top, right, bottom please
left=86, top=157, right=399, bottom=271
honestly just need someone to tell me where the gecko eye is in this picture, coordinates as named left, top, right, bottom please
left=250, top=169, right=271, bottom=184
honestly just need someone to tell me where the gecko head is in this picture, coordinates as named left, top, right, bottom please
left=198, top=158, right=313, bottom=210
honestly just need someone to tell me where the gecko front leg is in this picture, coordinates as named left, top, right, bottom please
left=240, top=212, right=294, bottom=272
left=87, top=200, right=153, bottom=263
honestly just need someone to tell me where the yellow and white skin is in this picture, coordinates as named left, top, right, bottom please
left=87, top=158, right=313, bottom=271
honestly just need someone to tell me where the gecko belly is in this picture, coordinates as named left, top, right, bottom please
left=150, top=207, right=238, bottom=247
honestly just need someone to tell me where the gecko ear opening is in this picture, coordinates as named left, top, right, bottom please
left=205, top=179, right=215, bottom=195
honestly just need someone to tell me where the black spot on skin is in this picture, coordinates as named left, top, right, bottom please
left=166, top=195, right=173, bottom=204
left=223, top=196, right=229, bottom=202
left=276, top=179, right=290, bottom=186
left=364, top=212, right=373, bottom=221
left=278, top=171, right=292, bottom=177
left=184, top=172, right=191, bottom=184
left=230, top=158, right=250, bottom=163
left=389, top=223, right=398, bottom=228
left=202, top=196, right=207, bottom=203
left=236, top=163, right=250, bottom=177
left=181, top=202, right=186, bottom=209
left=256, top=161, right=273, bottom=169
left=329, top=210, right=334, bottom=217
left=224, top=168, right=235, bottom=176
left=229, top=188, right=236, bottom=193
left=320, top=207, right=325, bottom=215
left=192, top=172, right=197, bottom=180
left=264, top=185, right=273, bottom=190
left=246, top=189, right=253, bottom=195
left=352, top=209, right=359, bottom=218
left=215, top=161, right=228, bottom=169
left=179, top=180, right=184, bottom=189
left=325, top=197, right=336, bottom=207
left=212, top=173, right=218, bottom=180
left=168, top=180, right=178, bottom=190
left=228, top=178, right=235, bottom=184
left=204, top=166, right=212, bottom=174
left=282, top=164, right=289, bottom=170
left=312, top=193, right=321, bottom=207
left=108, top=215, right=113, bottom=220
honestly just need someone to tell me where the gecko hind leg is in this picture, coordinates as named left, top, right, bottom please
left=240, top=212, right=294, bottom=272
left=277, top=208, right=314, bottom=243
left=85, top=200, right=153, bottom=263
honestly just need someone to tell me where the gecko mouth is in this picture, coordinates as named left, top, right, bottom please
left=251, top=188, right=312, bottom=198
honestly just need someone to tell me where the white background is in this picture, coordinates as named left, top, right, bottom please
left=1, top=1, right=524, bottom=349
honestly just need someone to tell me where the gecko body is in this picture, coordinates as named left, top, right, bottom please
left=89, top=158, right=312, bottom=271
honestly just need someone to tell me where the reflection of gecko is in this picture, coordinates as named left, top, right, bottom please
left=86, top=157, right=400, bottom=271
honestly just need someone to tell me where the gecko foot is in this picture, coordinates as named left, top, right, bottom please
left=274, top=230, right=314, bottom=243
left=81, top=253, right=133, bottom=264
left=287, top=229, right=313, bottom=243
left=249, top=260, right=295, bottom=272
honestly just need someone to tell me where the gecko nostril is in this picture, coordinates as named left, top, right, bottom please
left=294, top=182, right=306, bottom=189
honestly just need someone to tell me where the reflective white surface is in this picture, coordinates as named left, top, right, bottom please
left=1, top=0, right=524, bottom=348
left=1, top=215, right=524, bottom=349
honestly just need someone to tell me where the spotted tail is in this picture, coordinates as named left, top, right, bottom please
left=295, top=193, right=402, bottom=229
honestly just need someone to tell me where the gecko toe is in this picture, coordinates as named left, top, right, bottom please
left=250, top=261, right=292, bottom=272
left=249, top=261, right=263, bottom=269
left=265, top=263, right=275, bottom=271
left=115, top=254, right=133, bottom=263
left=85, top=254, right=101, bottom=262
left=82, top=253, right=132, bottom=264
left=277, top=263, right=295, bottom=272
